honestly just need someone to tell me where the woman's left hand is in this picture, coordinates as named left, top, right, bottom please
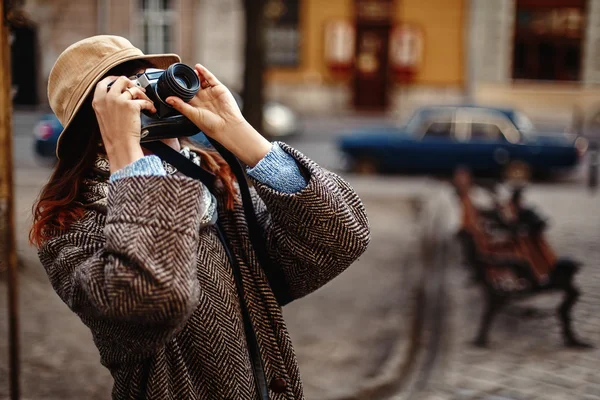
left=166, top=64, right=271, bottom=167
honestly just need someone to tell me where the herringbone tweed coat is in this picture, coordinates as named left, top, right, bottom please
left=38, top=144, right=370, bottom=400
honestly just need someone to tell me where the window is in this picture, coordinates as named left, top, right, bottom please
left=468, top=111, right=522, bottom=144
left=265, top=0, right=301, bottom=67
left=408, top=108, right=456, bottom=138
left=140, top=0, right=176, bottom=54
left=424, top=122, right=452, bottom=138
left=513, top=0, right=585, bottom=81
left=470, top=123, right=503, bottom=141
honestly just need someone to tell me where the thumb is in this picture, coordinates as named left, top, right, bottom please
left=166, top=96, right=196, bottom=118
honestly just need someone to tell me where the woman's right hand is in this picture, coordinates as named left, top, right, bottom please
left=92, top=76, right=157, bottom=173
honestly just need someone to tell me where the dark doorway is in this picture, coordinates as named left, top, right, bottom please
left=353, top=24, right=390, bottom=110
left=11, top=25, right=38, bottom=105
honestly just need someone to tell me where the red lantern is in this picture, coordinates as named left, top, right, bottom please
left=324, top=20, right=355, bottom=74
left=389, top=23, right=424, bottom=83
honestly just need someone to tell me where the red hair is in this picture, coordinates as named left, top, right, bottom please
left=30, top=61, right=237, bottom=247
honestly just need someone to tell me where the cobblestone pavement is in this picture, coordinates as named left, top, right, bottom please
left=416, top=184, right=600, bottom=400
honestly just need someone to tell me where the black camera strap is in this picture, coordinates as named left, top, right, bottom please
left=141, top=141, right=217, bottom=189
left=203, top=137, right=292, bottom=305
left=142, top=140, right=273, bottom=399
left=214, top=220, right=269, bottom=400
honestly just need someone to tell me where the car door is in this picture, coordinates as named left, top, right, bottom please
left=398, top=109, right=464, bottom=173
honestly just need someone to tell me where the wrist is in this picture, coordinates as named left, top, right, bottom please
left=219, top=121, right=272, bottom=167
left=105, top=142, right=145, bottom=173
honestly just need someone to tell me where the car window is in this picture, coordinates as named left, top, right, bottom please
left=405, top=108, right=456, bottom=136
left=468, top=110, right=521, bottom=143
left=424, top=122, right=452, bottom=138
left=470, top=123, right=504, bottom=141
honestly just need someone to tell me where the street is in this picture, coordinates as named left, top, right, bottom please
left=1, top=110, right=599, bottom=400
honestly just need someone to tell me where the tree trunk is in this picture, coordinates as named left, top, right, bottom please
left=242, top=0, right=266, bottom=135
left=1, top=2, right=20, bottom=399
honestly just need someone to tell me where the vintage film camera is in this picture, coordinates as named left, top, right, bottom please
left=110, top=63, right=201, bottom=141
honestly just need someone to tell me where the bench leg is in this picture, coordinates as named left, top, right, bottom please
left=558, top=286, right=592, bottom=348
left=474, top=292, right=506, bottom=348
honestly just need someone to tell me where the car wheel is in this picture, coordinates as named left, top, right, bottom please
left=503, top=160, right=531, bottom=183
left=354, top=158, right=379, bottom=175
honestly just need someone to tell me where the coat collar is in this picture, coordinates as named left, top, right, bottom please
left=80, top=147, right=218, bottom=226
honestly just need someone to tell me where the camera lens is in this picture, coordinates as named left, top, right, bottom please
left=156, top=63, right=200, bottom=103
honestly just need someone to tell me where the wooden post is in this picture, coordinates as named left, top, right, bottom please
left=0, top=0, right=20, bottom=399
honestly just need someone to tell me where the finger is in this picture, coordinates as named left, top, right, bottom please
left=132, top=99, right=157, bottom=113
left=121, top=87, right=151, bottom=102
left=108, top=76, right=135, bottom=95
left=195, top=64, right=222, bottom=87
left=166, top=96, right=198, bottom=118
left=132, top=88, right=152, bottom=104
left=200, top=79, right=211, bottom=89
left=128, top=89, right=157, bottom=114
left=94, top=75, right=119, bottom=99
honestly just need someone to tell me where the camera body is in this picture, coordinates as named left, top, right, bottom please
left=109, top=63, right=202, bottom=141
left=133, top=69, right=177, bottom=119
left=131, top=63, right=200, bottom=119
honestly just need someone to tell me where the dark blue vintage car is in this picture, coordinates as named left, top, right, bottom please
left=338, top=106, right=588, bottom=180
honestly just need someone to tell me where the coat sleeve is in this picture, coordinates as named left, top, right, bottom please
left=249, top=143, right=370, bottom=304
left=38, top=175, right=204, bottom=361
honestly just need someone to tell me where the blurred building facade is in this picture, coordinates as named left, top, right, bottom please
left=12, top=0, right=600, bottom=128
left=17, top=0, right=200, bottom=105
left=15, top=0, right=465, bottom=117
left=196, top=0, right=466, bottom=116
left=469, top=0, right=600, bottom=129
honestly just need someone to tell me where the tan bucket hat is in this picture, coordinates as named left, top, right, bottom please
left=48, top=35, right=180, bottom=158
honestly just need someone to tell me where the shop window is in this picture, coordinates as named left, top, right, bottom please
left=265, top=0, right=301, bottom=67
left=140, top=0, right=177, bottom=54
left=513, top=0, right=585, bottom=81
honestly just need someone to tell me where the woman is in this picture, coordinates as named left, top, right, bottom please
left=31, top=35, right=370, bottom=399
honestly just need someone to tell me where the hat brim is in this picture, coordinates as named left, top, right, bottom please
left=55, top=53, right=181, bottom=160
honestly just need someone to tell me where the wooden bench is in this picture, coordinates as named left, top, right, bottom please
left=453, top=169, right=590, bottom=348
